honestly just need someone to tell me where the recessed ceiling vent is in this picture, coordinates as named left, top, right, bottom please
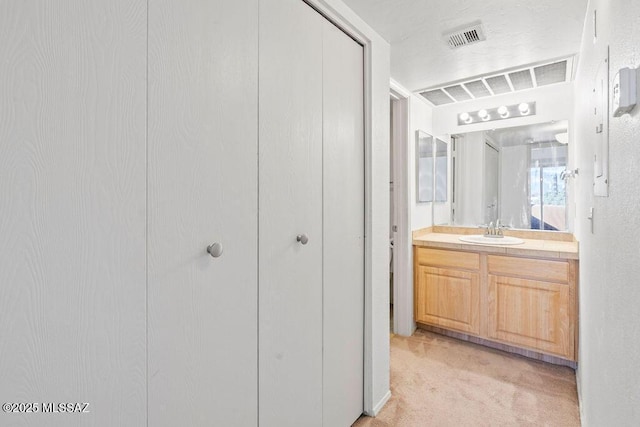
left=417, top=57, right=575, bottom=106
left=444, top=21, right=486, bottom=48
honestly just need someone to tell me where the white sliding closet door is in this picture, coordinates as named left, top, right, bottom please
left=0, top=1, right=147, bottom=426
left=148, top=1, right=258, bottom=425
left=322, top=20, right=365, bottom=427
left=259, top=0, right=324, bottom=425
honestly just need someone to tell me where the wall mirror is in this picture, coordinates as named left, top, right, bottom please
left=450, top=120, right=571, bottom=231
left=434, top=138, right=448, bottom=202
left=416, top=130, right=433, bottom=203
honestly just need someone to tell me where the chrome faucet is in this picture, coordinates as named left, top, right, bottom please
left=482, top=219, right=506, bottom=238
left=487, top=221, right=494, bottom=236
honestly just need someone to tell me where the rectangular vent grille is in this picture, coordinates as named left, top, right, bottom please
left=485, top=75, right=511, bottom=94
left=508, top=70, right=534, bottom=90
left=419, top=89, right=454, bottom=106
left=534, top=60, right=567, bottom=86
left=416, top=57, right=573, bottom=106
left=463, top=80, right=491, bottom=98
left=444, top=22, right=486, bottom=48
left=443, top=85, right=472, bottom=101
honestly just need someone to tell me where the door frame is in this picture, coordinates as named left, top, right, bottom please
left=305, top=0, right=391, bottom=416
left=389, top=81, right=413, bottom=337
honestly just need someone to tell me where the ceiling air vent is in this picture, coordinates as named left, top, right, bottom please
left=443, top=85, right=472, bottom=101
left=419, top=89, right=454, bottom=106
left=534, top=60, right=568, bottom=86
left=415, top=56, right=574, bottom=106
left=444, top=21, right=486, bottom=48
left=463, top=80, right=491, bottom=98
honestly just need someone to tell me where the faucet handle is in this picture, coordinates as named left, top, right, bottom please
left=496, top=220, right=510, bottom=236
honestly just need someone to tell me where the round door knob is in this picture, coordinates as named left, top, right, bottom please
left=296, top=234, right=309, bottom=245
left=207, top=242, right=223, bottom=258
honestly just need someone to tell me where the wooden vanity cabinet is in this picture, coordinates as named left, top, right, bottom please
left=487, top=255, right=576, bottom=360
left=414, top=248, right=481, bottom=335
left=414, top=246, right=577, bottom=361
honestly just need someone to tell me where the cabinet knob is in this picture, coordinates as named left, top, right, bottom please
left=207, top=242, right=223, bottom=258
left=296, top=234, right=309, bottom=245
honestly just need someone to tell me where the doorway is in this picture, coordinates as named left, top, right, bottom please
left=389, top=87, right=411, bottom=337
left=389, top=98, right=394, bottom=331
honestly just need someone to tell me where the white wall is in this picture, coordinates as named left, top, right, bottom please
left=573, top=0, right=640, bottom=425
left=409, top=95, right=435, bottom=229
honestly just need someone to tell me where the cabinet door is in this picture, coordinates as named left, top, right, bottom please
left=488, top=275, right=573, bottom=359
left=415, top=266, right=480, bottom=335
left=148, top=0, right=258, bottom=425
left=259, top=0, right=324, bottom=425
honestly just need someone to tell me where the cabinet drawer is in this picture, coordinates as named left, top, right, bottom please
left=416, top=247, right=480, bottom=271
left=488, top=255, right=568, bottom=283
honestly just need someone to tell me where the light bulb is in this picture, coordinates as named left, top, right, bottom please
left=497, top=105, right=509, bottom=118
left=478, top=109, right=488, bottom=118
left=518, top=103, right=530, bottom=115
left=459, top=112, right=470, bottom=121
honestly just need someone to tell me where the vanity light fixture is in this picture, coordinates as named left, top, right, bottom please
left=497, top=105, right=509, bottom=118
left=459, top=112, right=472, bottom=124
left=457, top=101, right=536, bottom=126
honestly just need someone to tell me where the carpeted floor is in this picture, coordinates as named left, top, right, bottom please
left=353, top=330, right=580, bottom=427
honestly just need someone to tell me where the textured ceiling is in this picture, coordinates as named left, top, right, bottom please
left=341, top=0, right=589, bottom=92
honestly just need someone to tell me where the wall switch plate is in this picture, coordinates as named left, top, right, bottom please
left=612, top=67, right=638, bottom=117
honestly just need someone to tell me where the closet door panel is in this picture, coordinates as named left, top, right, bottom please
left=0, top=1, right=147, bottom=426
left=259, top=0, right=323, bottom=425
left=148, top=0, right=258, bottom=425
left=322, top=20, right=365, bottom=427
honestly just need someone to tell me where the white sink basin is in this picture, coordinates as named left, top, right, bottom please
left=458, top=235, right=524, bottom=245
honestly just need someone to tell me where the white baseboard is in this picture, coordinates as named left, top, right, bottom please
left=366, top=390, right=391, bottom=417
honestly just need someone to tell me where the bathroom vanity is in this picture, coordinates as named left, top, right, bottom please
left=413, top=227, right=578, bottom=365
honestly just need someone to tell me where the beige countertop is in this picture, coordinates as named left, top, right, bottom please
left=413, top=229, right=579, bottom=260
